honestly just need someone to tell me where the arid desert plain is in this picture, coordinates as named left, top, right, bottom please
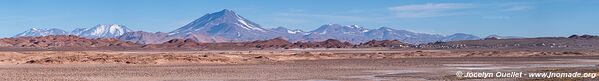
left=1, top=49, right=598, bottom=81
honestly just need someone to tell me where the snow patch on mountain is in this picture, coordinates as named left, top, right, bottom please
left=236, top=16, right=264, bottom=32
left=287, top=30, right=303, bottom=34
left=72, top=24, right=134, bottom=38
left=14, top=28, right=69, bottom=37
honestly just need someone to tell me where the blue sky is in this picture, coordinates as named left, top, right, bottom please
left=1, top=0, right=598, bottom=38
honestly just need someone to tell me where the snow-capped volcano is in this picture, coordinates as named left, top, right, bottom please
left=170, top=9, right=267, bottom=35
left=73, top=24, right=133, bottom=38
left=14, top=28, right=69, bottom=37
left=167, top=9, right=274, bottom=42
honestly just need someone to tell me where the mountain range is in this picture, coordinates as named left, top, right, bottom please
left=14, top=9, right=481, bottom=44
left=14, top=28, right=69, bottom=37
left=15, top=24, right=133, bottom=38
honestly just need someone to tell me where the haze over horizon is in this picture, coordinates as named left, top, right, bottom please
left=1, top=0, right=598, bottom=38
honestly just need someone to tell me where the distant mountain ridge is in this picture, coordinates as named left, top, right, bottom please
left=14, top=28, right=69, bottom=37
left=14, top=9, right=481, bottom=44
left=15, top=24, right=133, bottom=38
left=485, top=35, right=524, bottom=39
left=73, top=24, right=134, bottom=38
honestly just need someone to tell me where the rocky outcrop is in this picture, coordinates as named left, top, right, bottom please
left=243, top=37, right=292, bottom=48
left=568, top=34, right=599, bottom=39
left=484, top=37, right=499, bottom=40
left=0, top=35, right=413, bottom=50
left=142, top=39, right=203, bottom=48
left=291, top=39, right=354, bottom=48
left=0, top=41, right=12, bottom=47
left=0, top=35, right=139, bottom=48
left=358, top=40, right=410, bottom=48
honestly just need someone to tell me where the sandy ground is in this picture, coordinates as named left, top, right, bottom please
left=0, top=50, right=598, bottom=81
